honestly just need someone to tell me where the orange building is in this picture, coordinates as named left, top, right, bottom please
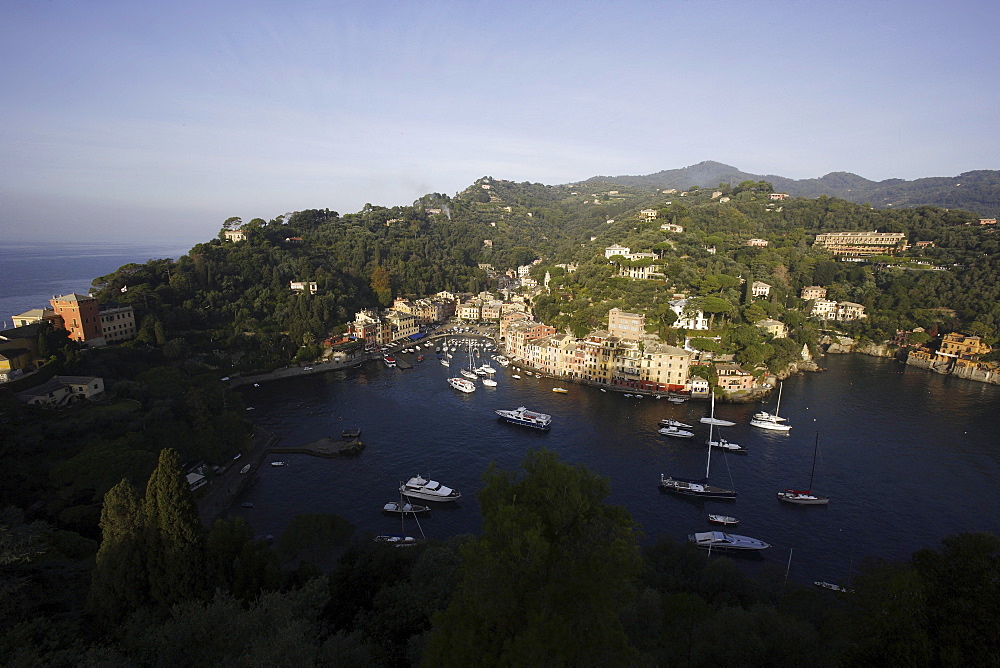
left=50, top=293, right=104, bottom=345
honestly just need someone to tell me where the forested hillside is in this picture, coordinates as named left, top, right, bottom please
left=580, top=161, right=1000, bottom=217
left=75, top=175, right=1000, bottom=376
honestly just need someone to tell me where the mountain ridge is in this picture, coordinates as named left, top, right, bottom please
left=576, top=161, right=1000, bottom=217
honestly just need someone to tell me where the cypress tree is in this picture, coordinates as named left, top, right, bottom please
left=143, top=448, right=207, bottom=607
left=87, top=478, right=147, bottom=625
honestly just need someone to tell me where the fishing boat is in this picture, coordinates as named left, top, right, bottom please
left=689, top=531, right=770, bottom=551
left=447, top=377, right=476, bottom=393
left=400, top=474, right=462, bottom=502
left=751, top=382, right=791, bottom=431
left=659, top=393, right=737, bottom=499
left=495, top=406, right=552, bottom=431
left=777, top=432, right=830, bottom=505
left=658, top=425, right=694, bottom=438
left=707, top=514, right=739, bottom=526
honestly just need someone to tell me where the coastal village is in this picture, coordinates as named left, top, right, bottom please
left=4, top=227, right=998, bottom=411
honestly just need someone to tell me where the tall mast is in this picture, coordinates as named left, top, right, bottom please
left=808, top=432, right=819, bottom=491
left=705, top=392, right=715, bottom=478
left=776, top=382, right=783, bottom=418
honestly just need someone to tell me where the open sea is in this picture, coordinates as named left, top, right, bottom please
left=3, top=241, right=999, bottom=585
left=0, top=240, right=194, bottom=327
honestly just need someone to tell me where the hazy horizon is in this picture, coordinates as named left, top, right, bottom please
left=3, top=0, right=998, bottom=242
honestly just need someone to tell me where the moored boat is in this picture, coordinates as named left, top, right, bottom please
left=658, top=426, right=694, bottom=438
left=689, top=531, right=770, bottom=551
left=373, top=534, right=421, bottom=547
left=270, top=461, right=286, bottom=467
left=660, top=474, right=737, bottom=499
left=495, top=406, right=552, bottom=431
left=751, top=382, right=791, bottom=431
left=777, top=489, right=829, bottom=504
left=709, top=437, right=747, bottom=455
left=552, top=387, right=568, bottom=393
left=382, top=501, right=431, bottom=515
left=777, top=432, right=829, bottom=505
left=659, top=419, right=694, bottom=429
left=659, top=393, right=737, bottom=499
left=447, top=377, right=476, bottom=393
left=707, top=514, right=739, bottom=526
left=400, top=474, right=461, bottom=502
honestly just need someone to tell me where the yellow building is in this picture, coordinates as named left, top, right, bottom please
left=938, top=333, right=991, bottom=360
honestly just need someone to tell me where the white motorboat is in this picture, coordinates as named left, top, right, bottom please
left=270, top=461, right=286, bottom=467
left=689, top=531, right=770, bottom=551
left=552, top=387, right=568, bottom=393
left=511, top=374, right=521, bottom=379
left=448, top=377, right=476, bottom=393
left=709, top=437, right=747, bottom=455
left=461, top=369, right=478, bottom=380
left=659, top=419, right=694, bottom=430
left=400, top=474, right=461, bottom=502
left=482, top=377, right=497, bottom=387
left=495, top=406, right=552, bottom=431
left=659, top=426, right=694, bottom=438
left=440, top=359, right=450, bottom=367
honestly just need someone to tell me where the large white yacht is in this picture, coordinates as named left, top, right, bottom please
left=400, top=475, right=462, bottom=502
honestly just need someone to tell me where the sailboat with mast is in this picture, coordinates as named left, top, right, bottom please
left=660, top=392, right=737, bottom=499
left=751, top=382, right=791, bottom=431
left=777, top=432, right=829, bottom=505
left=375, top=486, right=428, bottom=546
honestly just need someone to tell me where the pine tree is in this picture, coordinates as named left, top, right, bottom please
left=143, top=448, right=207, bottom=607
left=87, top=478, right=147, bottom=625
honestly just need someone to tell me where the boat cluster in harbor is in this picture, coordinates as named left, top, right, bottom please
left=658, top=383, right=830, bottom=552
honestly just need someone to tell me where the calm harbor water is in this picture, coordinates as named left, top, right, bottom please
left=236, top=348, right=1000, bottom=584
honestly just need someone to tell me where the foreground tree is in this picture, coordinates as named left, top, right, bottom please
left=424, top=450, right=643, bottom=665
left=143, top=448, right=206, bottom=607
left=87, top=479, right=147, bottom=626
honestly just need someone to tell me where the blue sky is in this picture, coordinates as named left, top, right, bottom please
left=2, top=0, right=998, bottom=243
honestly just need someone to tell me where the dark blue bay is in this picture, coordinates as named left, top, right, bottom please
left=235, top=349, right=1000, bottom=584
